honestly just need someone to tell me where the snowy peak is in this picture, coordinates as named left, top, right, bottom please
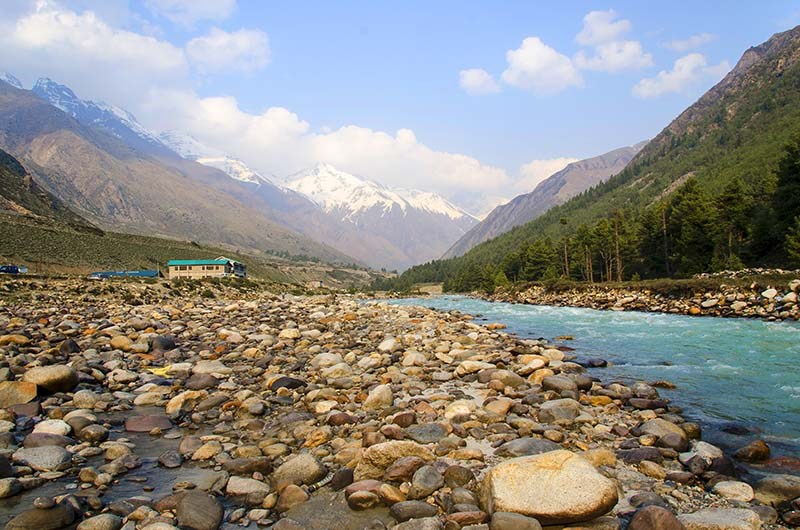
left=1, top=72, right=22, bottom=89
left=196, top=156, right=272, bottom=186
left=158, top=130, right=271, bottom=186
left=157, top=130, right=222, bottom=159
left=285, top=163, right=475, bottom=223
left=31, top=77, right=162, bottom=147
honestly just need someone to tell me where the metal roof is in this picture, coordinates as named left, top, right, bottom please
left=167, top=259, right=228, bottom=266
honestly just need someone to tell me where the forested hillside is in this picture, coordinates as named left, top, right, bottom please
left=377, top=25, right=800, bottom=292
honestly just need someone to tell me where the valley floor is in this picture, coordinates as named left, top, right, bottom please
left=0, top=280, right=796, bottom=529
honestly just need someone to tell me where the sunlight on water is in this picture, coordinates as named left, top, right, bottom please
left=389, top=296, right=800, bottom=450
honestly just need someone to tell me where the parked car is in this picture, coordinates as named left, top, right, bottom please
left=0, top=265, right=27, bottom=275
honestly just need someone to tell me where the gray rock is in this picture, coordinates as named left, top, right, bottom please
left=489, top=512, right=542, bottom=530
left=272, top=453, right=327, bottom=487
left=77, top=514, right=124, bottom=530
left=0, top=477, right=21, bottom=499
left=494, top=438, right=559, bottom=458
left=176, top=490, right=224, bottom=530
left=12, top=446, right=72, bottom=471
left=390, top=500, right=439, bottom=522
left=537, top=398, right=582, bottom=424
left=392, top=517, right=443, bottom=530
left=678, top=508, right=761, bottom=530
left=541, top=375, right=578, bottom=393
left=754, top=474, right=800, bottom=505
left=408, top=465, right=444, bottom=499
left=405, top=423, right=447, bottom=444
left=5, top=503, right=75, bottom=530
left=158, top=450, right=183, bottom=468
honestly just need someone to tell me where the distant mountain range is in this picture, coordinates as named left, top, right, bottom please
left=443, top=142, right=646, bottom=258
left=285, top=164, right=478, bottom=269
left=0, top=75, right=487, bottom=270
left=0, top=76, right=354, bottom=264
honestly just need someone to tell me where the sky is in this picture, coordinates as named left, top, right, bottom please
left=1, top=0, right=799, bottom=216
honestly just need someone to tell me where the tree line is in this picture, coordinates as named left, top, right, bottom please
left=375, top=134, right=800, bottom=293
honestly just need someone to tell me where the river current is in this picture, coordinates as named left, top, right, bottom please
left=389, top=296, right=800, bottom=457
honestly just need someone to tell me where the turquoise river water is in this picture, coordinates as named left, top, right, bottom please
left=389, top=296, right=800, bottom=457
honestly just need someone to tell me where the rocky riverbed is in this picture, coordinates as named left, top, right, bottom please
left=489, top=279, right=800, bottom=321
left=0, top=279, right=798, bottom=530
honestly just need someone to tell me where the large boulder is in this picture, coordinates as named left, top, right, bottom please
left=678, top=508, right=761, bottom=530
left=12, top=446, right=72, bottom=471
left=5, top=503, right=75, bottom=530
left=481, top=450, right=618, bottom=525
left=354, top=441, right=434, bottom=480
left=754, top=474, right=800, bottom=505
left=22, top=365, right=79, bottom=393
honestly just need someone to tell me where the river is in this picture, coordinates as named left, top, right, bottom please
left=389, top=296, right=800, bottom=458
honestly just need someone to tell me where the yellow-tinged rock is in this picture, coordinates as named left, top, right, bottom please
left=586, top=395, right=613, bottom=406
left=481, top=450, right=618, bottom=525
left=582, top=448, right=617, bottom=468
left=528, top=368, right=555, bottom=385
left=0, top=334, right=30, bottom=346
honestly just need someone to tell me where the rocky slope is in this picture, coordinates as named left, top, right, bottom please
left=0, top=147, right=92, bottom=229
left=0, top=78, right=355, bottom=265
left=0, top=281, right=796, bottom=528
left=444, top=143, right=645, bottom=258
left=287, top=164, right=478, bottom=270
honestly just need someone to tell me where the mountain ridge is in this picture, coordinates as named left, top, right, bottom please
left=443, top=142, right=646, bottom=258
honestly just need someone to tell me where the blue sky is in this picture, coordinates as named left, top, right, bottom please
left=2, top=1, right=799, bottom=214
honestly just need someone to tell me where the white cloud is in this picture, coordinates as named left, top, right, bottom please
left=632, top=53, right=731, bottom=98
left=664, top=33, right=716, bottom=52
left=575, top=40, right=653, bottom=72
left=501, top=37, right=583, bottom=94
left=576, top=10, right=631, bottom=46
left=0, top=3, right=188, bottom=103
left=459, top=68, right=500, bottom=95
left=517, top=157, right=578, bottom=192
left=187, top=27, right=270, bottom=74
left=144, top=0, right=236, bottom=26
left=573, top=10, right=651, bottom=73
left=0, top=2, right=527, bottom=216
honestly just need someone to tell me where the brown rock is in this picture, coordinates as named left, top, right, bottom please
left=629, top=506, right=685, bottom=530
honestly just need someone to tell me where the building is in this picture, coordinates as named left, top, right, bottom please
left=167, top=256, right=246, bottom=279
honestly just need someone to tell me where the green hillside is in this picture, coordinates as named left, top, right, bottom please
left=379, top=25, right=800, bottom=292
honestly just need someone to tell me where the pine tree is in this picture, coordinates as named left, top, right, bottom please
left=785, top=216, right=800, bottom=266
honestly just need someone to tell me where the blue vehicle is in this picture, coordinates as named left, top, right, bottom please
left=88, top=270, right=160, bottom=280
left=0, top=265, right=28, bottom=275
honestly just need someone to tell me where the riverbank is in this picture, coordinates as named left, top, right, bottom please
left=488, top=275, right=800, bottom=321
left=0, top=279, right=798, bottom=529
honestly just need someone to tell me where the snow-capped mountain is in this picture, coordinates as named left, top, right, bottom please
left=31, top=78, right=164, bottom=150
left=286, top=163, right=475, bottom=225
left=0, top=72, right=22, bottom=90
left=158, top=130, right=273, bottom=186
left=285, top=163, right=478, bottom=268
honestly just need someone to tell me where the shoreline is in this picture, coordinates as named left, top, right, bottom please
left=0, top=279, right=798, bottom=529
left=483, top=278, right=800, bottom=322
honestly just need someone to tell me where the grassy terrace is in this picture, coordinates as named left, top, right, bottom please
left=0, top=213, right=292, bottom=282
